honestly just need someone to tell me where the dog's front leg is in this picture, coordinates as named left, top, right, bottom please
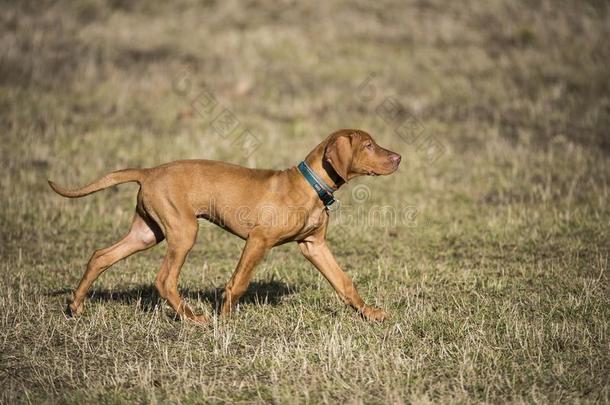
left=298, top=235, right=389, bottom=322
left=221, top=231, right=272, bottom=316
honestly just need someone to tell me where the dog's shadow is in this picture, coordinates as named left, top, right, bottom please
left=49, top=280, right=296, bottom=314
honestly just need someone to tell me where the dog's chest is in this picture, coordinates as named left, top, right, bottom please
left=297, top=206, right=328, bottom=237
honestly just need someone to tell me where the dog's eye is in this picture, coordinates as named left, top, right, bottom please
left=364, top=142, right=373, bottom=150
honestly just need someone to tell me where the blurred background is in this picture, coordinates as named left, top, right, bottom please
left=0, top=0, right=608, bottom=402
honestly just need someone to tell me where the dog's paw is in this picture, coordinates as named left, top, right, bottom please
left=186, top=313, right=211, bottom=325
left=361, top=306, right=389, bottom=322
left=66, top=300, right=85, bottom=318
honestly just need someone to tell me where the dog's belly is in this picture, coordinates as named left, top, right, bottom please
left=197, top=201, right=327, bottom=243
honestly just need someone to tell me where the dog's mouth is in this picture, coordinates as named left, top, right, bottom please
left=366, top=164, right=399, bottom=176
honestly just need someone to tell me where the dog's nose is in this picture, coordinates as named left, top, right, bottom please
left=389, top=153, right=401, bottom=164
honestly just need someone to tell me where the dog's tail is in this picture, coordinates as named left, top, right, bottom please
left=48, top=168, right=147, bottom=198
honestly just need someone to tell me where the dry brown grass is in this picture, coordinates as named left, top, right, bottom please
left=1, top=0, right=609, bottom=403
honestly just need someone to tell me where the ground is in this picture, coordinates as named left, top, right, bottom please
left=0, top=0, right=609, bottom=403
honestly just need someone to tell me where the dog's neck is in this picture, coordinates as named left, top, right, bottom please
left=321, top=159, right=345, bottom=190
left=303, top=154, right=345, bottom=191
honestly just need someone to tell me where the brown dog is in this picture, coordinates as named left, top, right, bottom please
left=49, top=129, right=401, bottom=323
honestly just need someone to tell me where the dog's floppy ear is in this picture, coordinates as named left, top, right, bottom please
left=324, top=133, right=353, bottom=181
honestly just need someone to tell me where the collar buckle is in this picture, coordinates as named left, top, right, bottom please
left=326, top=198, right=341, bottom=212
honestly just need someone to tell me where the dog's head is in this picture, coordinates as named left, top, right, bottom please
left=324, top=129, right=401, bottom=181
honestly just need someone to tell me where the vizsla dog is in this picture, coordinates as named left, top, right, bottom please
left=49, top=129, right=401, bottom=323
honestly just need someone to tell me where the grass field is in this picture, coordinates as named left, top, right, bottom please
left=1, top=0, right=609, bottom=403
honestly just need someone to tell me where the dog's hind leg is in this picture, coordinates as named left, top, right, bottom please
left=220, top=230, right=272, bottom=316
left=67, top=212, right=163, bottom=317
left=153, top=216, right=209, bottom=323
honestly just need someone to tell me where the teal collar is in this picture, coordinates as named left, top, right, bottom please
left=297, top=161, right=339, bottom=210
